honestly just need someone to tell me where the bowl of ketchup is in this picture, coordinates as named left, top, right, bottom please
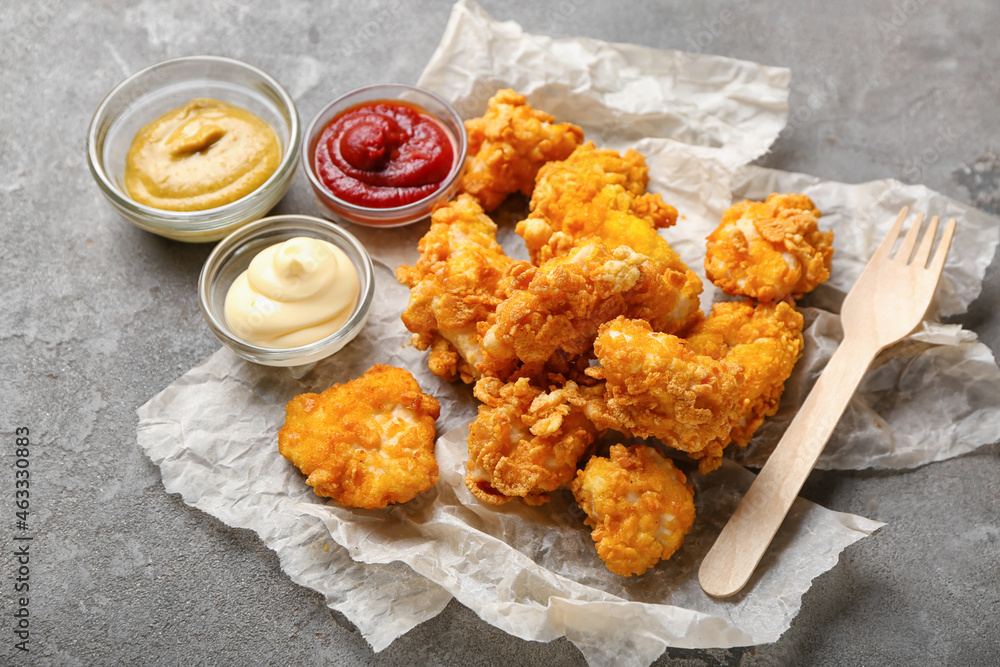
left=303, top=84, right=467, bottom=227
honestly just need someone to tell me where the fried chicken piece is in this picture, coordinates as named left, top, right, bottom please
left=571, top=444, right=695, bottom=577
left=684, top=300, right=805, bottom=447
left=705, top=193, right=833, bottom=302
left=397, top=194, right=516, bottom=383
left=520, top=143, right=678, bottom=246
left=479, top=241, right=649, bottom=378
left=278, top=364, right=440, bottom=509
left=515, top=144, right=700, bottom=333
left=588, top=317, right=743, bottom=473
left=597, top=210, right=704, bottom=334
left=465, top=375, right=605, bottom=506
left=520, top=209, right=702, bottom=334
left=460, top=89, right=584, bottom=211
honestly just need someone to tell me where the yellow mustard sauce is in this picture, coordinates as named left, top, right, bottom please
left=124, top=98, right=280, bottom=211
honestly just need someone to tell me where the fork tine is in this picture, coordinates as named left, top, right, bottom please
left=928, top=218, right=957, bottom=276
left=877, top=207, right=909, bottom=259
left=895, top=211, right=924, bottom=263
left=913, top=215, right=940, bottom=268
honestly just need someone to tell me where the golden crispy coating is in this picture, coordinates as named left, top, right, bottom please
left=397, top=194, right=516, bottom=383
left=465, top=376, right=605, bottom=506
left=571, top=444, right=695, bottom=577
left=521, top=143, right=678, bottom=246
left=595, top=210, right=703, bottom=334
left=516, top=144, right=698, bottom=334
left=479, top=241, right=649, bottom=378
left=278, top=364, right=440, bottom=509
left=684, top=300, right=804, bottom=447
left=460, top=89, right=584, bottom=211
left=705, top=193, right=833, bottom=302
left=588, top=317, right=743, bottom=473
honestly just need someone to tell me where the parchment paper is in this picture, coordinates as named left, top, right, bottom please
left=301, top=427, right=883, bottom=664
left=139, top=337, right=880, bottom=665
left=136, top=1, right=1000, bottom=664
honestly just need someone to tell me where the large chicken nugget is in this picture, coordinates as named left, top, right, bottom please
left=278, top=364, right=440, bottom=509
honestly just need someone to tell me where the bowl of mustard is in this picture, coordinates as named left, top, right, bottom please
left=88, top=56, right=300, bottom=242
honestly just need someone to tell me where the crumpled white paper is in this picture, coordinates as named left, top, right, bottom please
left=300, top=426, right=883, bottom=666
left=137, top=338, right=881, bottom=665
left=136, top=1, right=1000, bottom=664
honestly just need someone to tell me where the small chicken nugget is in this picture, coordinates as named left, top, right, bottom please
left=572, top=444, right=696, bottom=577
left=278, top=364, right=440, bottom=509
left=705, top=193, right=833, bottom=302
left=396, top=194, right=515, bottom=384
left=524, top=143, right=678, bottom=245
left=465, top=375, right=603, bottom=506
left=461, top=89, right=585, bottom=211
left=684, top=300, right=805, bottom=447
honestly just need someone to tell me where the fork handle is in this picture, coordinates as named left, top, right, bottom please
left=698, top=335, right=880, bottom=598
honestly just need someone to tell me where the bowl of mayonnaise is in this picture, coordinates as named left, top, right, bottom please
left=198, top=215, right=374, bottom=366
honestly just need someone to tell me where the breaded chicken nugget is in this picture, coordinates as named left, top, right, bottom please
left=465, top=375, right=604, bottom=506
left=705, top=193, right=833, bottom=302
left=397, top=194, right=516, bottom=383
left=571, top=444, right=696, bottom=577
left=684, top=300, right=804, bottom=447
left=588, top=317, right=743, bottom=473
left=479, top=241, right=648, bottom=378
left=520, top=209, right=702, bottom=335
left=460, top=89, right=584, bottom=211
left=516, top=144, right=699, bottom=334
left=520, top=143, right=678, bottom=250
left=278, top=364, right=440, bottom=509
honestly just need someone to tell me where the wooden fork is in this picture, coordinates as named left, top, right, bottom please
left=698, top=207, right=956, bottom=599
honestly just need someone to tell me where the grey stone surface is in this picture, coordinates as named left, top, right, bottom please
left=2, top=0, right=999, bottom=665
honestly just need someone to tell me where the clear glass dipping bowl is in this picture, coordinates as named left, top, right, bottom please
left=198, top=215, right=374, bottom=366
left=302, top=83, right=467, bottom=227
left=88, top=55, right=300, bottom=242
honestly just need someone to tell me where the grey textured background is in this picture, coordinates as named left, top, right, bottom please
left=2, top=0, right=1000, bottom=665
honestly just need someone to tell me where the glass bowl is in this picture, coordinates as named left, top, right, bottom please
left=302, top=83, right=467, bottom=227
left=88, top=55, right=301, bottom=243
left=198, top=215, right=374, bottom=366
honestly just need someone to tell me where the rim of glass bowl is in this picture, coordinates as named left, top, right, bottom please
left=87, top=55, right=301, bottom=239
left=301, top=83, right=468, bottom=227
left=198, top=215, right=375, bottom=366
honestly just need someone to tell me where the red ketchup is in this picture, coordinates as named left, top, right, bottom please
left=313, top=100, right=455, bottom=208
